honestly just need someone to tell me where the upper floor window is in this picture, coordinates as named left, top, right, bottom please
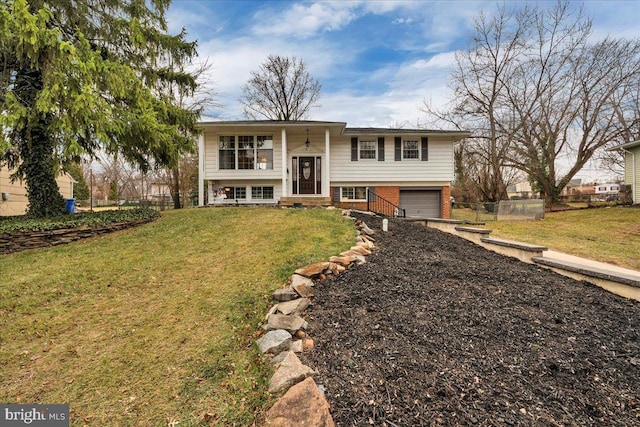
left=403, top=139, right=420, bottom=159
left=257, top=136, right=274, bottom=170
left=219, top=136, right=236, bottom=169
left=359, top=139, right=376, bottom=160
left=238, top=136, right=254, bottom=170
left=219, top=135, right=273, bottom=170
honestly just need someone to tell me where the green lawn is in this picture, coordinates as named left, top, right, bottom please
left=455, top=206, right=640, bottom=271
left=0, top=207, right=356, bottom=426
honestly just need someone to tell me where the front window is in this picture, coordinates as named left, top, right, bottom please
left=238, top=136, right=254, bottom=170
left=252, top=186, right=274, bottom=199
left=341, top=186, right=367, bottom=201
left=359, top=139, right=376, bottom=159
left=257, top=136, right=274, bottom=170
left=218, top=134, right=273, bottom=170
left=219, top=136, right=236, bottom=169
left=403, top=139, right=419, bottom=159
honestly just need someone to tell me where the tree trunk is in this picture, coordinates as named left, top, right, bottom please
left=172, top=166, right=181, bottom=209
left=16, top=68, right=66, bottom=217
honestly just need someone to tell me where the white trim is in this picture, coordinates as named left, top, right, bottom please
left=340, top=186, right=368, bottom=201
left=324, top=128, right=330, bottom=196
left=281, top=128, right=288, bottom=197
left=198, top=133, right=205, bottom=206
left=358, top=138, right=377, bottom=160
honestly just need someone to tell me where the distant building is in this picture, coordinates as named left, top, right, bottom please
left=0, top=166, right=75, bottom=216
left=594, top=183, right=620, bottom=196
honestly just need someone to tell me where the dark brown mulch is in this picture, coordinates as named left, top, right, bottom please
left=302, top=214, right=640, bottom=427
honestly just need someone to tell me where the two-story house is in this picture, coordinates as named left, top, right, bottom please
left=197, top=120, right=469, bottom=218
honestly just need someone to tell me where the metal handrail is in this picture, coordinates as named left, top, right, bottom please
left=367, top=189, right=406, bottom=218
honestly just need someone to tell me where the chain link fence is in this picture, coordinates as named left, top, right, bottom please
left=452, top=199, right=545, bottom=222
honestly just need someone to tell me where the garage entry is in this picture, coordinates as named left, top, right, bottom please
left=400, top=190, right=441, bottom=218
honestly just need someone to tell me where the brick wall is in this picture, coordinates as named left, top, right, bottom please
left=442, top=186, right=451, bottom=219
left=373, top=186, right=400, bottom=206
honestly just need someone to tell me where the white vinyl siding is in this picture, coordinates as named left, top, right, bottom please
left=331, top=136, right=454, bottom=183
left=626, top=147, right=640, bottom=203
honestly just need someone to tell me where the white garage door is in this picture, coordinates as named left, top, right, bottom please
left=400, top=190, right=441, bottom=218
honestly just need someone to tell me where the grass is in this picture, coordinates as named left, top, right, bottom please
left=0, top=207, right=356, bottom=426
left=455, top=206, right=640, bottom=271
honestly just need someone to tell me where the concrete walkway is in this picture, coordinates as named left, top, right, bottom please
left=544, top=250, right=640, bottom=278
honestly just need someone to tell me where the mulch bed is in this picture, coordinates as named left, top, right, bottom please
left=303, top=213, right=640, bottom=427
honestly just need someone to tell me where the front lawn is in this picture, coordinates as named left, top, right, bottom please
left=461, top=206, right=640, bottom=271
left=0, top=207, right=356, bottom=426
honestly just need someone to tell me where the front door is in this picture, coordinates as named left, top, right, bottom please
left=298, top=157, right=315, bottom=194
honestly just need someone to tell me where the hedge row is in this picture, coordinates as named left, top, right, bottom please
left=0, top=209, right=160, bottom=254
left=0, top=208, right=160, bottom=233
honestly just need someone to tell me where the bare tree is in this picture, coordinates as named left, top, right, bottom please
left=240, top=55, right=321, bottom=120
left=426, top=1, right=640, bottom=205
left=504, top=3, right=640, bottom=203
left=161, top=59, right=218, bottom=208
left=423, top=5, right=527, bottom=201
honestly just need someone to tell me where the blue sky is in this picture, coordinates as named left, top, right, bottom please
left=167, top=0, right=640, bottom=134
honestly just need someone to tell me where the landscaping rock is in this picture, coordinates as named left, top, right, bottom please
left=290, top=340, right=303, bottom=353
left=256, top=330, right=292, bottom=355
left=360, top=221, right=376, bottom=235
left=267, top=314, right=308, bottom=334
left=349, top=245, right=371, bottom=256
left=277, top=298, right=311, bottom=316
left=327, top=262, right=345, bottom=275
left=290, top=274, right=315, bottom=288
left=292, top=282, right=315, bottom=298
left=272, top=287, right=299, bottom=302
left=265, top=304, right=279, bottom=320
left=339, top=251, right=366, bottom=264
left=268, top=351, right=315, bottom=394
left=295, top=262, right=330, bottom=278
left=328, top=255, right=358, bottom=267
left=270, top=350, right=291, bottom=365
left=265, top=377, right=335, bottom=427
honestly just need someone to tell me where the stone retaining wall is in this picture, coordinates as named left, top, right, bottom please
left=0, top=219, right=155, bottom=255
left=258, top=209, right=376, bottom=426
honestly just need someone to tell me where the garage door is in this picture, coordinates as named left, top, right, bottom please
left=400, top=190, right=441, bottom=218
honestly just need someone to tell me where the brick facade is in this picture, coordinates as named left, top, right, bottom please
left=331, top=185, right=451, bottom=218
left=442, top=186, right=451, bottom=219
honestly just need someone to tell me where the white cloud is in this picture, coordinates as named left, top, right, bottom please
left=252, top=2, right=359, bottom=39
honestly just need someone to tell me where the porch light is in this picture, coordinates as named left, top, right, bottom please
left=305, top=129, right=310, bottom=149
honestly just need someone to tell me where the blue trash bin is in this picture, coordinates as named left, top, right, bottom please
left=65, top=198, right=76, bottom=213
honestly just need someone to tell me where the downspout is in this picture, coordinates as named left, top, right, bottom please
left=621, top=148, right=636, bottom=204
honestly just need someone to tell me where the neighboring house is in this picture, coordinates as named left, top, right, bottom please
left=506, top=181, right=535, bottom=199
left=616, top=140, right=640, bottom=204
left=594, top=183, right=620, bottom=196
left=560, top=178, right=583, bottom=197
left=197, top=120, right=469, bottom=218
left=0, top=166, right=75, bottom=216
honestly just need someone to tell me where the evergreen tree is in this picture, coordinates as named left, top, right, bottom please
left=65, top=162, right=90, bottom=201
left=0, top=0, right=200, bottom=217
